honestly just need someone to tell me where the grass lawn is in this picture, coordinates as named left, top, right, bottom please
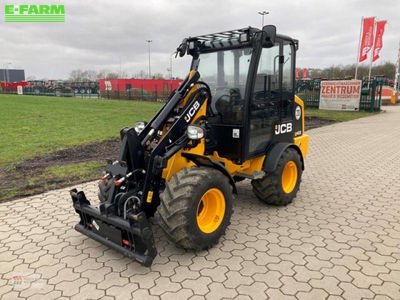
left=0, top=93, right=379, bottom=202
left=3, top=161, right=106, bottom=201
left=0, top=94, right=378, bottom=167
left=305, top=108, right=379, bottom=122
left=0, top=94, right=162, bottom=165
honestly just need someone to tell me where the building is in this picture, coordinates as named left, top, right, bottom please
left=99, top=78, right=182, bottom=94
left=0, top=69, right=25, bottom=82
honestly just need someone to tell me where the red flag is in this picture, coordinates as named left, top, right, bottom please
left=372, top=20, right=387, bottom=62
left=296, top=68, right=300, bottom=79
left=303, top=68, right=308, bottom=79
left=359, top=17, right=375, bottom=62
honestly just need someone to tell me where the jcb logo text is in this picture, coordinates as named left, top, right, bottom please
left=185, top=101, right=200, bottom=123
left=275, top=123, right=292, bottom=135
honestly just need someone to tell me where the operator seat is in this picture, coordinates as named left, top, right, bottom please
left=213, top=88, right=243, bottom=124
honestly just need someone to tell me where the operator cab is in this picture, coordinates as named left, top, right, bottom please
left=180, top=26, right=301, bottom=164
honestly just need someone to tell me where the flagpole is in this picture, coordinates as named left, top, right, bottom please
left=368, top=19, right=377, bottom=89
left=355, top=16, right=364, bottom=80
left=394, top=41, right=400, bottom=99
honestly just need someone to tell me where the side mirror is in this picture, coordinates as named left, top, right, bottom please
left=262, top=25, right=276, bottom=47
left=176, top=38, right=188, bottom=57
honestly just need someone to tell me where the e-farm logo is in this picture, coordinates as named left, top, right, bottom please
left=4, top=4, right=65, bottom=22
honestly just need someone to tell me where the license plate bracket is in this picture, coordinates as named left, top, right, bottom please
left=92, top=219, right=122, bottom=245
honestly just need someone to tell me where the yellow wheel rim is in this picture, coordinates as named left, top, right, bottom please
left=281, top=161, right=298, bottom=194
left=196, top=188, right=225, bottom=234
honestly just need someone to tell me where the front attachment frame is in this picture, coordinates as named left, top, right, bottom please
left=70, top=189, right=157, bottom=267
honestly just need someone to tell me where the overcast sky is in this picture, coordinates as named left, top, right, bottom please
left=0, top=0, right=399, bottom=79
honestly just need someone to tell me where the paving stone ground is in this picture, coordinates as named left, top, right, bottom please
left=1, top=106, right=400, bottom=300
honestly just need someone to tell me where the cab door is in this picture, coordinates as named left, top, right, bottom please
left=247, top=39, right=295, bottom=158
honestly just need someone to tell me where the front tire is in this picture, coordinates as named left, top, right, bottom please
left=156, top=167, right=233, bottom=250
left=252, top=148, right=302, bottom=206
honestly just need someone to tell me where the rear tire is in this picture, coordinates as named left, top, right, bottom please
left=252, top=148, right=302, bottom=206
left=156, top=167, right=233, bottom=250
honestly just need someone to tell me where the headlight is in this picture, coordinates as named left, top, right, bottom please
left=187, top=125, right=204, bottom=140
left=133, top=121, right=147, bottom=134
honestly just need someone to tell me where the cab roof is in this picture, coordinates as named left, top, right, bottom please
left=185, top=26, right=298, bottom=55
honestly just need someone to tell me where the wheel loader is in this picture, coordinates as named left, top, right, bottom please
left=70, top=25, right=309, bottom=266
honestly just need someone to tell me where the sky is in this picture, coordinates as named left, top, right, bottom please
left=0, top=0, right=399, bottom=80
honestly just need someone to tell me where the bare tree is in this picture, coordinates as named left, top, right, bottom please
left=118, top=71, right=128, bottom=79
left=309, top=62, right=395, bottom=80
left=133, top=70, right=146, bottom=79
left=69, top=69, right=83, bottom=81
left=69, top=69, right=100, bottom=81
left=152, top=73, right=165, bottom=79
left=104, top=72, right=119, bottom=79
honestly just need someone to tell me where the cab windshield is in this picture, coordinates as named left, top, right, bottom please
left=196, top=47, right=252, bottom=124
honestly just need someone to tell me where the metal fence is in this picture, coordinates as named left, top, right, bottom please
left=101, top=90, right=171, bottom=102
left=295, top=78, right=383, bottom=111
left=0, top=85, right=170, bottom=102
left=359, top=79, right=383, bottom=112
left=0, top=90, right=100, bottom=98
left=1, top=79, right=384, bottom=111
left=0, top=89, right=170, bottom=101
left=295, top=80, right=321, bottom=109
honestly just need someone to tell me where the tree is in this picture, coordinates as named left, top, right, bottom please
left=96, top=69, right=108, bottom=80
left=118, top=71, right=128, bottom=79
left=104, top=72, right=119, bottom=79
left=308, top=62, right=395, bottom=80
left=69, top=69, right=100, bottom=81
left=132, top=70, right=146, bottom=79
left=152, top=73, right=165, bottom=79
left=94, top=69, right=127, bottom=79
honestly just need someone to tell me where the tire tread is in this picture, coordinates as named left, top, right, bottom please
left=251, top=148, right=302, bottom=206
left=156, top=167, right=232, bottom=250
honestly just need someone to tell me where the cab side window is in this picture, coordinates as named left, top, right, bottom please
left=281, top=43, right=294, bottom=118
left=248, top=44, right=280, bottom=154
left=252, top=45, right=280, bottom=116
left=197, top=48, right=252, bottom=125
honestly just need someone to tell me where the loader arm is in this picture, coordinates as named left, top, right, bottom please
left=70, top=70, right=210, bottom=266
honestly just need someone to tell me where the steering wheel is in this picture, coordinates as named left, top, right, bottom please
left=214, top=94, right=231, bottom=114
